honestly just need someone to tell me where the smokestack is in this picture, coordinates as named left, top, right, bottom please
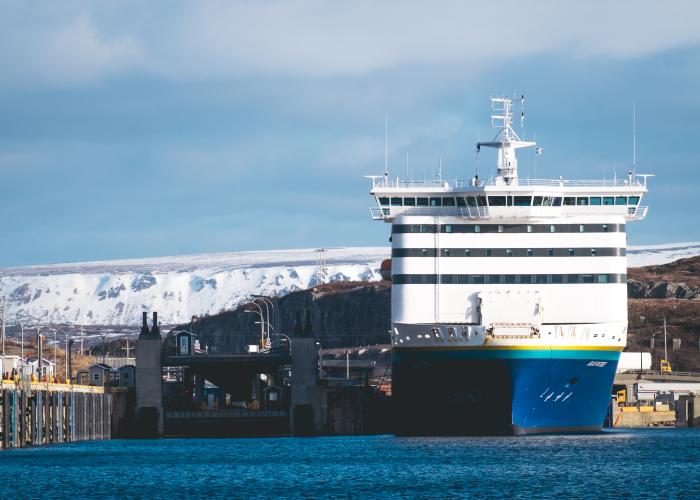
left=139, top=311, right=150, bottom=339
left=151, top=312, right=160, bottom=338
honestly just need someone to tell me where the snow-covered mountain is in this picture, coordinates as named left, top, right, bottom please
left=1, top=243, right=698, bottom=327
left=0, top=248, right=389, bottom=326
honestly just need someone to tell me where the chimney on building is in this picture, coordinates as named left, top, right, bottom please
left=139, top=312, right=150, bottom=340
left=151, top=312, right=160, bottom=339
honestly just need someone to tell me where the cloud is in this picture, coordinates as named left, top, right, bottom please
left=1, top=0, right=699, bottom=86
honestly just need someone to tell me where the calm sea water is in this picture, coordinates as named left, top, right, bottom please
left=1, top=429, right=699, bottom=498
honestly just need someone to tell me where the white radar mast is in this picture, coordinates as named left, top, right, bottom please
left=476, top=95, right=536, bottom=185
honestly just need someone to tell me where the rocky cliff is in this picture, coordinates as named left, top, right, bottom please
left=627, top=255, right=700, bottom=299
left=167, top=281, right=391, bottom=353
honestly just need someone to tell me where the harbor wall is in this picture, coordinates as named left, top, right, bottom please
left=0, top=381, right=111, bottom=449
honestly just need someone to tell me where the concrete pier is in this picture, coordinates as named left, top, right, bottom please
left=0, top=381, right=110, bottom=449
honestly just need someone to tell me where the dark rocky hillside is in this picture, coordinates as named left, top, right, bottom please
left=167, top=281, right=391, bottom=353
left=169, top=257, right=700, bottom=371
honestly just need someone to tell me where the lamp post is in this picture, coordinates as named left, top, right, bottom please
left=255, top=298, right=270, bottom=340
left=244, top=309, right=265, bottom=348
left=253, top=296, right=278, bottom=338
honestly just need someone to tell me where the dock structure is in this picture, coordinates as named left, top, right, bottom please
left=0, top=381, right=110, bottom=449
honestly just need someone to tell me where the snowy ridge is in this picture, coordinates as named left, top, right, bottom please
left=0, top=243, right=698, bottom=326
left=0, top=248, right=389, bottom=326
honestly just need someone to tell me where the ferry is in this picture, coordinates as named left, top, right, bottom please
left=367, top=96, right=651, bottom=435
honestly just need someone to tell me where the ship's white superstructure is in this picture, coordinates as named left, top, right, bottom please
left=368, top=95, right=650, bottom=354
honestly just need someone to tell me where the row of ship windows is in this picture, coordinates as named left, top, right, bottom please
left=392, top=223, right=625, bottom=234
left=392, top=247, right=626, bottom=257
left=377, top=195, right=641, bottom=208
left=392, top=273, right=626, bottom=285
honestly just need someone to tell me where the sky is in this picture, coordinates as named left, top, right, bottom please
left=1, top=0, right=699, bottom=268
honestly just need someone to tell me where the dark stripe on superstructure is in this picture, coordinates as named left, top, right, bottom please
left=392, top=247, right=626, bottom=257
left=392, top=273, right=627, bottom=284
left=392, top=223, right=626, bottom=234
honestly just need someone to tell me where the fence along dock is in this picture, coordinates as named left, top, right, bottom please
left=0, top=380, right=111, bottom=448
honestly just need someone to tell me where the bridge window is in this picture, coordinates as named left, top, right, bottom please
left=441, top=274, right=453, bottom=284
left=551, top=274, right=563, bottom=284
left=533, top=196, right=543, bottom=206
left=472, top=275, right=485, bottom=284
left=615, top=196, right=627, bottom=205
left=458, top=275, right=469, bottom=284
left=456, top=197, right=466, bottom=206
left=520, top=275, right=532, bottom=284
left=489, top=275, right=501, bottom=284
left=590, top=197, right=602, bottom=205
left=378, top=197, right=389, bottom=205
left=553, top=197, right=563, bottom=206
left=391, top=197, right=403, bottom=206
left=577, top=197, right=589, bottom=205
left=417, top=197, right=429, bottom=206
left=488, top=196, right=507, bottom=206
left=628, top=196, right=640, bottom=205
left=403, top=197, right=416, bottom=206
left=466, top=197, right=477, bottom=207
left=505, top=275, right=516, bottom=284
left=581, top=274, right=594, bottom=283
left=514, top=196, right=531, bottom=206
left=476, top=196, right=487, bottom=206
left=563, top=197, right=576, bottom=206
left=442, top=197, right=456, bottom=206
left=603, top=196, right=614, bottom=205
left=567, top=275, right=579, bottom=283
left=536, top=275, right=547, bottom=284
left=430, top=197, right=442, bottom=206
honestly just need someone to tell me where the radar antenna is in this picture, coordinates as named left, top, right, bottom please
left=476, top=95, right=537, bottom=186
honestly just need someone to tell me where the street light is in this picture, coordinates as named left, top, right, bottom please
left=253, top=296, right=278, bottom=338
left=253, top=298, right=270, bottom=340
left=244, top=309, right=265, bottom=347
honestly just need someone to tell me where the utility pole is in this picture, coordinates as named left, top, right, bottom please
left=663, top=316, right=668, bottom=361
left=1, top=296, right=5, bottom=356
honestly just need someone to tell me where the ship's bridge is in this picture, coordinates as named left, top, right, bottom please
left=367, top=174, right=649, bottom=222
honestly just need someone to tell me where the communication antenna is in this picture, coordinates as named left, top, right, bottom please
left=520, top=94, right=525, bottom=130
left=632, top=100, right=637, bottom=173
left=384, top=115, right=389, bottom=179
left=438, top=157, right=443, bottom=181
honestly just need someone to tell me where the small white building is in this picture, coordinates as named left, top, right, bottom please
left=26, top=357, right=56, bottom=380
left=616, top=352, right=651, bottom=373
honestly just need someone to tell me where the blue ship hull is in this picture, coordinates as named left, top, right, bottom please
left=391, top=347, right=620, bottom=435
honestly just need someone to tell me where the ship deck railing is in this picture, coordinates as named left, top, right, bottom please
left=370, top=176, right=647, bottom=190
